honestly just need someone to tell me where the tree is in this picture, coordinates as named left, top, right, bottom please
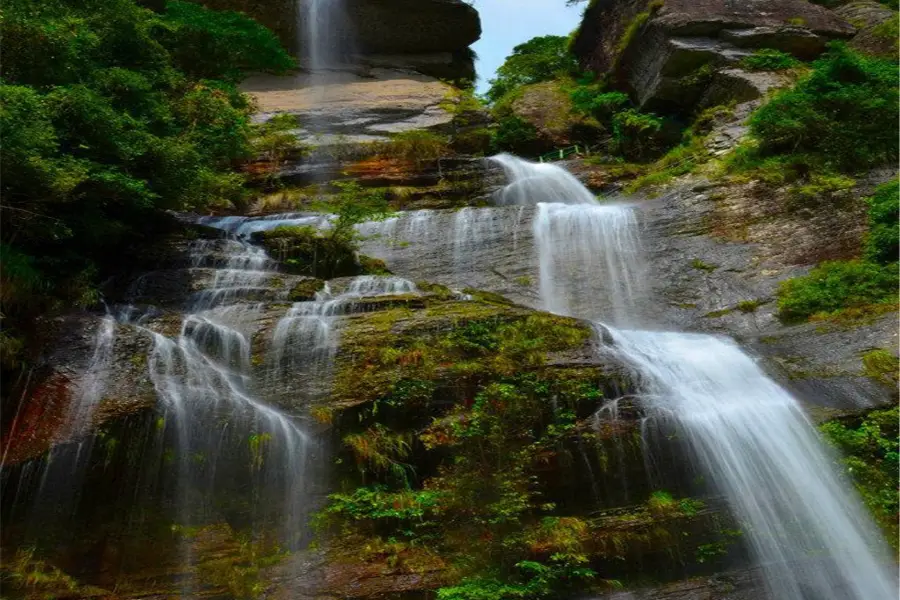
left=0, top=0, right=294, bottom=375
left=485, top=36, right=578, bottom=103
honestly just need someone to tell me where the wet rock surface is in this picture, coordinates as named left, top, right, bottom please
left=242, top=69, right=457, bottom=145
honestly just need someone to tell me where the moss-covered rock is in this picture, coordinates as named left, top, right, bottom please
left=288, top=277, right=326, bottom=301
left=251, top=225, right=360, bottom=279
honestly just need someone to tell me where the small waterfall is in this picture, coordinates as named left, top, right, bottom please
left=489, top=153, right=645, bottom=323
left=61, top=314, right=116, bottom=439
left=490, top=154, right=896, bottom=599
left=270, top=276, right=419, bottom=400
left=299, top=0, right=355, bottom=71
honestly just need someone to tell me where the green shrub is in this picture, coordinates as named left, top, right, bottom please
left=491, top=115, right=541, bottom=154
left=740, top=49, right=802, bottom=71
left=864, top=179, right=899, bottom=265
left=776, top=260, right=898, bottom=321
left=157, top=0, right=295, bottom=81
left=0, top=0, right=293, bottom=376
left=820, top=406, right=899, bottom=551
left=486, top=36, right=578, bottom=103
left=748, top=43, right=898, bottom=173
left=612, top=109, right=677, bottom=160
left=569, top=88, right=629, bottom=123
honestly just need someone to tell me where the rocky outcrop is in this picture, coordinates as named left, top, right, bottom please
left=196, top=0, right=481, bottom=80
left=835, top=1, right=898, bottom=58
left=571, top=0, right=854, bottom=112
left=505, top=81, right=602, bottom=150
left=344, top=0, right=480, bottom=80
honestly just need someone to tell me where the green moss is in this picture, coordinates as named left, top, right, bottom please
left=703, top=308, right=733, bottom=318
left=358, top=255, right=391, bottom=275
left=776, top=260, right=898, bottom=322
left=614, top=1, right=665, bottom=68
left=252, top=225, right=359, bottom=279
left=514, top=275, right=533, bottom=286
left=317, top=296, right=622, bottom=596
left=861, top=349, right=899, bottom=384
left=288, top=278, right=325, bottom=301
left=740, top=48, right=803, bottom=71
left=736, top=299, right=764, bottom=313
left=461, top=288, right=515, bottom=306
left=689, top=258, right=717, bottom=272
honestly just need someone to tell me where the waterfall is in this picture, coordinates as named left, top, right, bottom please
left=489, top=153, right=645, bottom=323
left=492, top=154, right=896, bottom=600
left=299, top=0, right=355, bottom=72
left=270, top=276, right=419, bottom=401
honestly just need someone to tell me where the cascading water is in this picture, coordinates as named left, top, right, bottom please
left=270, top=275, right=419, bottom=401
left=491, top=154, right=896, bottom=600
left=490, top=153, right=645, bottom=323
left=299, top=0, right=354, bottom=72
left=5, top=204, right=434, bottom=591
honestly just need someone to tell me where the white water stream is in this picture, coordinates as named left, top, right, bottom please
left=491, top=153, right=895, bottom=600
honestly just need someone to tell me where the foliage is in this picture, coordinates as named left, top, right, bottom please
left=437, top=555, right=596, bottom=600
left=491, top=116, right=542, bottom=154
left=776, top=260, right=898, bottom=321
left=2, top=547, right=79, bottom=595
left=861, top=349, right=899, bottom=385
left=344, top=424, right=414, bottom=482
left=612, top=109, right=676, bottom=161
left=747, top=43, right=898, bottom=173
left=820, top=406, right=899, bottom=550
left=156, top=0, right=294, bottom=81
left=0, top=0, right=293, bottom=376
left=864, top=179, right=899, bottom=265
left=252, top=182, right=390, bottom=277
left=486, top=36, right=578, bottom=103
left=251, top=114, right=307, bottom=181
left=320, top=304, right=611, bottom=596
left=740, top=49, right=802, bottom=72
left=322, top=485, right=444, bottom=527
left=810, top=0, right=898, bottom=8
left=570, top=87, right=629, bottom=124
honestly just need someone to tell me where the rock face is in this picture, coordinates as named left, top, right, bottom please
left=571, top=0, right=854, bottom=112
left=835, top=0, right=898, bottom=58
left=196, top=0, right=481, bottom=80
left=242, top=69, right=457, bottom=144
left=506, top=81, right=602, bottom=150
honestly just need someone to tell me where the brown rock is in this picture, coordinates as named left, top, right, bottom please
left=510, top=81, right=602, bottom=148
left=571, top=0, right=854, bottom=112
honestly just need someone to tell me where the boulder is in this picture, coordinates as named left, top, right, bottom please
left=294, top=0, right=481, bottom=79
left=346, top=0, right=481, bottom=55
left=508, top=81, right=603, bottom=149
left=571, top=0, right=854, bottom=112
left=197, top=0, right=481, bottom=80
left=835, top=0, right=898, bottom=58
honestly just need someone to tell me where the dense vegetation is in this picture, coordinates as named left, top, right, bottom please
left=0, top=0, right=293, bottom=376
left=742, top=44, right=898, bottom=175
left=485, top=36, right=578, bottom=104
left=313, top=301, right=742, bottom=598
left=485, top=35, right=677, bottom=159
left=820, top=405, right=899, bottom=552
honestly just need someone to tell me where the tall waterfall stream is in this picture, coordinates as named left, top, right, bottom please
left=490, top=153, right=896, bottom=600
